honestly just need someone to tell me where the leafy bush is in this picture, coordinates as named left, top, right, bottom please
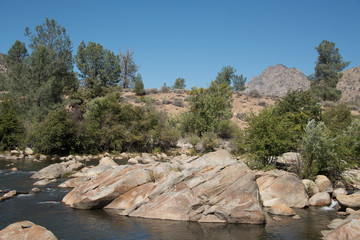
left=322, top=103, right=352, bottom=135
left=82, top=92, right=179, bottom=153
left=160, top=83, right=171, bottom=93
left=300, top=120, right=343, bottom=180
left=248, top=90, right=261, bottom=98
left=33, top=108, right=77, bottom=155
left=173, top=98, right=184, bottom=107
left=181, top=81, right=233, bottom=136
left=246, top=107, right=298, bottom=167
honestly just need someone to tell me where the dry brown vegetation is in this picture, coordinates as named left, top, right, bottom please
left=122, top=91, right=276, bottom=129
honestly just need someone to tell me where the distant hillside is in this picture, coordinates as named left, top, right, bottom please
left=337, top=66, right=360, bottom=106
left=245, top=64, right=310, bottom=97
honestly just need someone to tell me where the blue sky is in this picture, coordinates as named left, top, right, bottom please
left=0, top=0, right=359, bottom=89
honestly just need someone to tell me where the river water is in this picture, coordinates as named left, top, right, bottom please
left=0, top=159, right=341, bottom=240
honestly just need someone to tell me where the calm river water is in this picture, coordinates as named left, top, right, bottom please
left=0, top=159, right=341, bottom=240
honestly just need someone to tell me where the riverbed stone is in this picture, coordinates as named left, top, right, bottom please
left=337, top=192, right=360, bottom=209
left=33, top=179, right=57, bottom=186
left=24, top=147, right=34, bottom=156
left=257, top=171, right=309, bottom=208
left=141, top=153, right=155, bottom=164
left=0, top=220, right=58, bottom=240
left=309, top=192, right=331, bottom=207
left=332, top=188, right=348, bottom=199
left=62, top=150, right=266, bottom=224
left=58, top=176, right=89, bottom=188
left=31, top=161, right=84, bottom=179
left=265, top=203, right=296, bottom=216
left=99, top=157, right=118, bottom=167
left=127, top=158, right=138, bottom=165
left=323, top=218, right=360, bottom=240
left=315, top=175, right=333, bottom=193
left=302, top=179, right=319, bottom=197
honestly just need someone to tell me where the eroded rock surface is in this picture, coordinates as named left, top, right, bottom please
left=62, top=150, right=265, bottom=224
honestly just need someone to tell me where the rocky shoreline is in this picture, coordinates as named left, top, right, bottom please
left=1, top=149, right=360, bottom=239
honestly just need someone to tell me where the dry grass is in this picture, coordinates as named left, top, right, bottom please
left=121, top=91, right=276, bottom=128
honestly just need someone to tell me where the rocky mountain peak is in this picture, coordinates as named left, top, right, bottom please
left=337, top=66, right=360, bottom=106
left=245, top=64, right=310, bottom=97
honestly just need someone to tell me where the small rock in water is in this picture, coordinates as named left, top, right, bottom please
left=336, top=211, right=348, bottom=216
left=292, top=215, right=302, bottom=220
left=31, top=188, right=41, bottom=194
left=273, top=216, right=282, bottom=221
left=9, top=167, right=18, bottom=172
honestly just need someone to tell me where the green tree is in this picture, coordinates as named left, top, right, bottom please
left=311, top=40, right=350, bottom=101
left=26, top=45, right=67, bottom=120
left=134, top=73, right=145, bottom=96
left=3, top=41, right=29, bottom=97
left=181, top=81, right=233, bottom=136
left=172, top=77, right=186, bottom=89
left=75, top=41, right=121, bottom=97
left=25, top=18, right=73, bottom=71
left=232, top=74, right=247, bottom=91
left=0, top=95, right=24, bottom=150
left=119, top=48, right=138, bottom=89
left=215, top=65, right=246, bottom=91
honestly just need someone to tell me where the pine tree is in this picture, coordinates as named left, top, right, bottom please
left=311, top=40, right=350, bottom=101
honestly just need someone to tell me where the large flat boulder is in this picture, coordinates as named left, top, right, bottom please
left=0, top=221, right=57, bottom=240
left=256, top=171, right=309, bottom=208
left=62, top=150, right=265, bottom=224
left=63, top=165, right=152, bottom=209
left=323, top=218, right=360, bottom=240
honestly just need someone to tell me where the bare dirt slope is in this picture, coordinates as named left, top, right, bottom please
left=122, top=91, right=276, bottom=129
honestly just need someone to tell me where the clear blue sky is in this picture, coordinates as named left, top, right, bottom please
left=1, top=0, right=359, bottom=89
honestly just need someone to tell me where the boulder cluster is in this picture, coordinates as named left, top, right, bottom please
left=3, top=149, right=360, bottom=239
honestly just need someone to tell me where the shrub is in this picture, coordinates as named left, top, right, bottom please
left=144, top=88, right=159, bottom=95
left=133, top=74, right=145, bottom=96
left=300, top=120, right=343, bottom=180
left=246, top=107, right=298, bottom=167
left=173, top=98, right=184, bottom=107
left=160, top=83, right=171, bottom=93
left=162, top=99, right=172, bottom=105
left=248, top=90, right=261, bottom=98
left=235, top=112, right=247, bottom=121
left=322, top=103, right=352, bottom=135
left=181, top=82, right=233, bottom=136
left=33, top=108, right=77, bottom=155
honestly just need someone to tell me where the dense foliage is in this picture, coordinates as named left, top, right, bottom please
left=181, top=81, right=233, bottom=137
